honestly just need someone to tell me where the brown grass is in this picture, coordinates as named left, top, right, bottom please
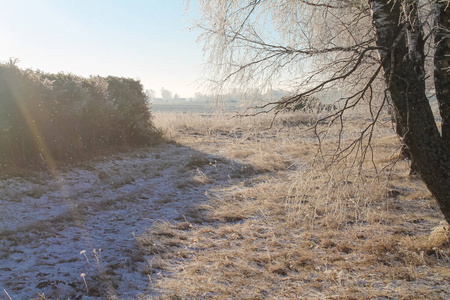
left=143, top=112, right=450, bottom=299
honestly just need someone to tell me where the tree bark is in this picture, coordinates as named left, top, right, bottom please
left=394, top=111, right=419, bottom=174
left=434, top=0, right=450, bottom=149
left=369, top=0, right=450, bottom=224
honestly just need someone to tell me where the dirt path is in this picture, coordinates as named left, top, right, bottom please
left=0, top=142, right=246, bottom=299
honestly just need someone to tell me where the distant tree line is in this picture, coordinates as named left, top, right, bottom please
left=0, top=60, right=159, bottom=170
left=150, top=88, right=295, bottom=106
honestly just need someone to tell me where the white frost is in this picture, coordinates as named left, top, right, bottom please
left=0, top=142, right=240, bottom=299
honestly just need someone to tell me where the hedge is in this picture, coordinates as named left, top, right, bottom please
left=0, top=61, right=160, bottom=169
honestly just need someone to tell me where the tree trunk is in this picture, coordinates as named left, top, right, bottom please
left=394, top=112, right=419, bottom=174
left=434, top=0, right=450, bottom=150
left=369, top=0, right=450, bottom=224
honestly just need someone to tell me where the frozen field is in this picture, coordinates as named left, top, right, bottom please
left=0, top=141, right=250, bottom=299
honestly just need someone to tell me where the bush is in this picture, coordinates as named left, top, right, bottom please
left=0, top=61, right=160, bottom=170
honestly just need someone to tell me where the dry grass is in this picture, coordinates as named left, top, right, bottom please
left=142, top=112, right=450, bottom=299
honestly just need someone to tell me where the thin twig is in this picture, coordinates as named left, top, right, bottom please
left=3, top=289, right=12, bottom=300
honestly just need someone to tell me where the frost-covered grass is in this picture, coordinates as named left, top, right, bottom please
left=0, top=133, right=252, bottom=298
left=1, top=112, right=449, bottom=299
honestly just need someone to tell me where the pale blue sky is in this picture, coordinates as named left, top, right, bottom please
left=0, top=0, right=203, bottom=97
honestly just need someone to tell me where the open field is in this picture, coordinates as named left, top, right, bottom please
left=0, top=111, right=449, bottom=299
left=149, top=111, right=450, bottom=299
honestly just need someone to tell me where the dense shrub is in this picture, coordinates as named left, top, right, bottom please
left=0, top=61, right=159, bottom=170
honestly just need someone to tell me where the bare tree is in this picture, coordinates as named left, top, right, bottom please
left=145, top=89, right=156, bottom=102
left=191, top=0, right=450, bottom=223
left=160, top=87, right=173, bottom=102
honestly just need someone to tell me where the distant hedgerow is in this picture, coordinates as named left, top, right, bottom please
left=0, top=60, right=160, bottom=170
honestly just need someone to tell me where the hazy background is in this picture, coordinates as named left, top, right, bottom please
left=0, top=0, right=202, bottom=98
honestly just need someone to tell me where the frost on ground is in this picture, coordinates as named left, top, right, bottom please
left=0, top=141, right=254, bottom=299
